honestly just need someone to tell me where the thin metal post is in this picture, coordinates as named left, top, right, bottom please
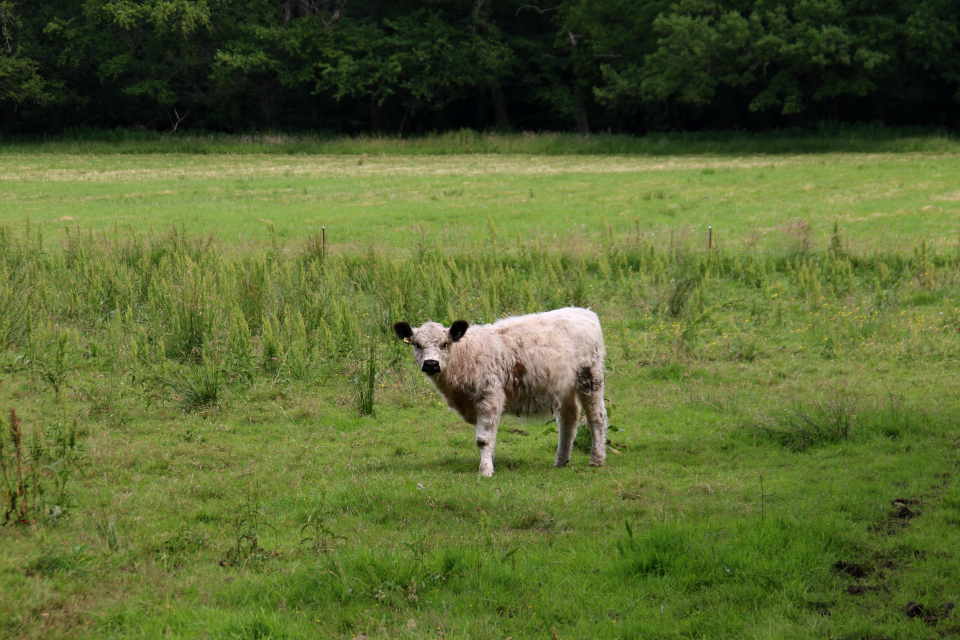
left=708, top=225, right=713, bottom=249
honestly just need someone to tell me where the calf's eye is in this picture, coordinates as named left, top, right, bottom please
left=441, top=342, right=449, bottom=349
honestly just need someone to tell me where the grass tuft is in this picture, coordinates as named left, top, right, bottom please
left=137, top=362, right=225, bottom=413
left=755, top=391, right=858, bottom=451
left=1, top=409, right=83, bottom=526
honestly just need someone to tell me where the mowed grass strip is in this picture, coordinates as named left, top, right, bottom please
left=2, top=151, right=960, bottom=639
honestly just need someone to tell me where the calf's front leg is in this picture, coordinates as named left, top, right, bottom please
left=475, top=413, right=501, bottom=477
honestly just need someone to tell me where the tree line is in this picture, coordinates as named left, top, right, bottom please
left=2, top=0, right=959, bottom=135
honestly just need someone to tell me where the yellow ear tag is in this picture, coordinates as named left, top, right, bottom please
left=403, top=337, right=411, bottom=344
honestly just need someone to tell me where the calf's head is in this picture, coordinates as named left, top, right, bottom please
left=393, top=320, right=469, bottom=376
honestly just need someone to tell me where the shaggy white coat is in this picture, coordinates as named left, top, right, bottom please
left=394, top=307, right=608, bottom=476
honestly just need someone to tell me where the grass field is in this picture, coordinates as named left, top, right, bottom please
left=3, top=140, right=960, bottom=639
left=5, top=150, right=960, bottom=253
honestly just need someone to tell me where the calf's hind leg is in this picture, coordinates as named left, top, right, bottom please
left=579, top=388, right=608, bottom=467
left=554, top=394, right=580, bottom=468
left=577, top=365, right=607, bottom=467
left=576, top=364, right=608, bottom=467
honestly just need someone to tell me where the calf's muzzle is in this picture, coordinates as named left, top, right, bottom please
left=421, top=360, right=441, bottom=375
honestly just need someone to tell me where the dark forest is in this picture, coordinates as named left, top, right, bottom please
left=3, top=0, right=960, bottom=135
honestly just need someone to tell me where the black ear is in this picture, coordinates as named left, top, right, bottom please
left=393, top=322, right=414, bottom=343
left=449, top=320, right=469, bottom=342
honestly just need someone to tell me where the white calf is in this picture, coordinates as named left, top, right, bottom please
left=393, top=307, right=608, bottom=476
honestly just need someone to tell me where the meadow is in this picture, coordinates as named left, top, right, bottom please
left=3, top=137, right=960, bottom=639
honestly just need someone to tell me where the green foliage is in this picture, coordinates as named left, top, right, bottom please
left=4, top=0, right=960, bottom=133
left=0, top=2, right=60, bottom=107
left=598, top=0, right=960, bottom=129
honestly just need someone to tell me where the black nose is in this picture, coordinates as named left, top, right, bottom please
left=421, top=360, right=441, bottom=375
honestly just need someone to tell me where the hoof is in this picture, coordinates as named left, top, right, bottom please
left=479, top=466, right=494, bottom=477
left=589, top=458, right=605, bottom=467
left=554, top=458, right=569, bottom=468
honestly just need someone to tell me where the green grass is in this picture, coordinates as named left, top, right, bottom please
left=3, top=147, right=960, bottom=639
left=4, top=148, right=960, bottom=255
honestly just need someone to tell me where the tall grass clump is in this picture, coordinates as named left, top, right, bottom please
left=855, top=394, right=936, bottom=440
left=221, top=482, right=272, bottom=567
left=1, top=409, right=83, bottom=526
left=355, top=340, right=377, bottom=417
left=754, top=391, right=859, bottom=451
left=138, top=362, right=226, bottom=413
left=28, top=327, right=73, bottom=401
